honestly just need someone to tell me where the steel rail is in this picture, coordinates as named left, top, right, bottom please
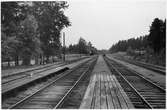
left=54, top=59, right=93, bottom=108
left=108, top=56, right=166, bottom=91
left=9, top=58, right=95, bottom=109
left=124, top=67, right=166, bottom=91
left=105, top=56, right=166, bottom=108
left=104, top=57, right=153, bottom=109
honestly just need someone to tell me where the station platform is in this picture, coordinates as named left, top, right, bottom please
left=80, top=55, right=134, bottom=109
left=2, top=56, right=89, bottom=78
left=2, top=57, right=91, bottom=94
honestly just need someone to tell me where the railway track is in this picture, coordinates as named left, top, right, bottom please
left=2, top=57, right=89, bottom=85
left=113, top=55, right=165, bottom=74
left=6, top=57, right=97, bottom=109
left=104, top=56, right=166, bottom=109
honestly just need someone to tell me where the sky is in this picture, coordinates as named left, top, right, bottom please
left=63, top=0, right=166, bottom=50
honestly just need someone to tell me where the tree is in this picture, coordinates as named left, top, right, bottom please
left=32, top=2, right=71, bottom=62
left=1, top=2, right=20, bottom=35
left=148, top=18, right=166, bottom=53
left=1, top=25, right=20, bottom=66
left=66, top=38, right=97, bottom=55
left=1, top=1, right=71, bottom=66
left=109, top=35, right=149, bottom=53
left=87, top=41, right=92, bottom=54
left=19, top=14, right=41, bottom=65
left=126, top=46, right=133, bottom=55
left=1, top=2, right=26, bottom=66
left=78, top=37, right=88, bottom=54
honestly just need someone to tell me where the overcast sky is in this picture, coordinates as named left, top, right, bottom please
left=63, top=0, right=166, bottom=50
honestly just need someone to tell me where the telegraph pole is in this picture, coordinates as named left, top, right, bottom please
left=63, top=32, right=65, bottom=61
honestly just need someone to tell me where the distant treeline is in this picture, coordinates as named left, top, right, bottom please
left=110, top=36, right=148, bottom=52
left=65, top=37, right=98, bottom=55
left=2, top=1, right=70, bottom=65
left=109, top=18, right=166, bottom=54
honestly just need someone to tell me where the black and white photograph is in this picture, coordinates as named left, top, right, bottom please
left=1, top=0, right=166, bottom=109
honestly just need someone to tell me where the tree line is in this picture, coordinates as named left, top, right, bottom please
left=2, top=1, right=70, bottom=66
left=110, top=36, right=148, bottom=52
left=65, top=37, right=98, bottom=55
left=109, top=18, right=166, bottom=55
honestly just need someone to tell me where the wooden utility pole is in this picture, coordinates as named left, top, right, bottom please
left=63, top=32, right=65, bottom=61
